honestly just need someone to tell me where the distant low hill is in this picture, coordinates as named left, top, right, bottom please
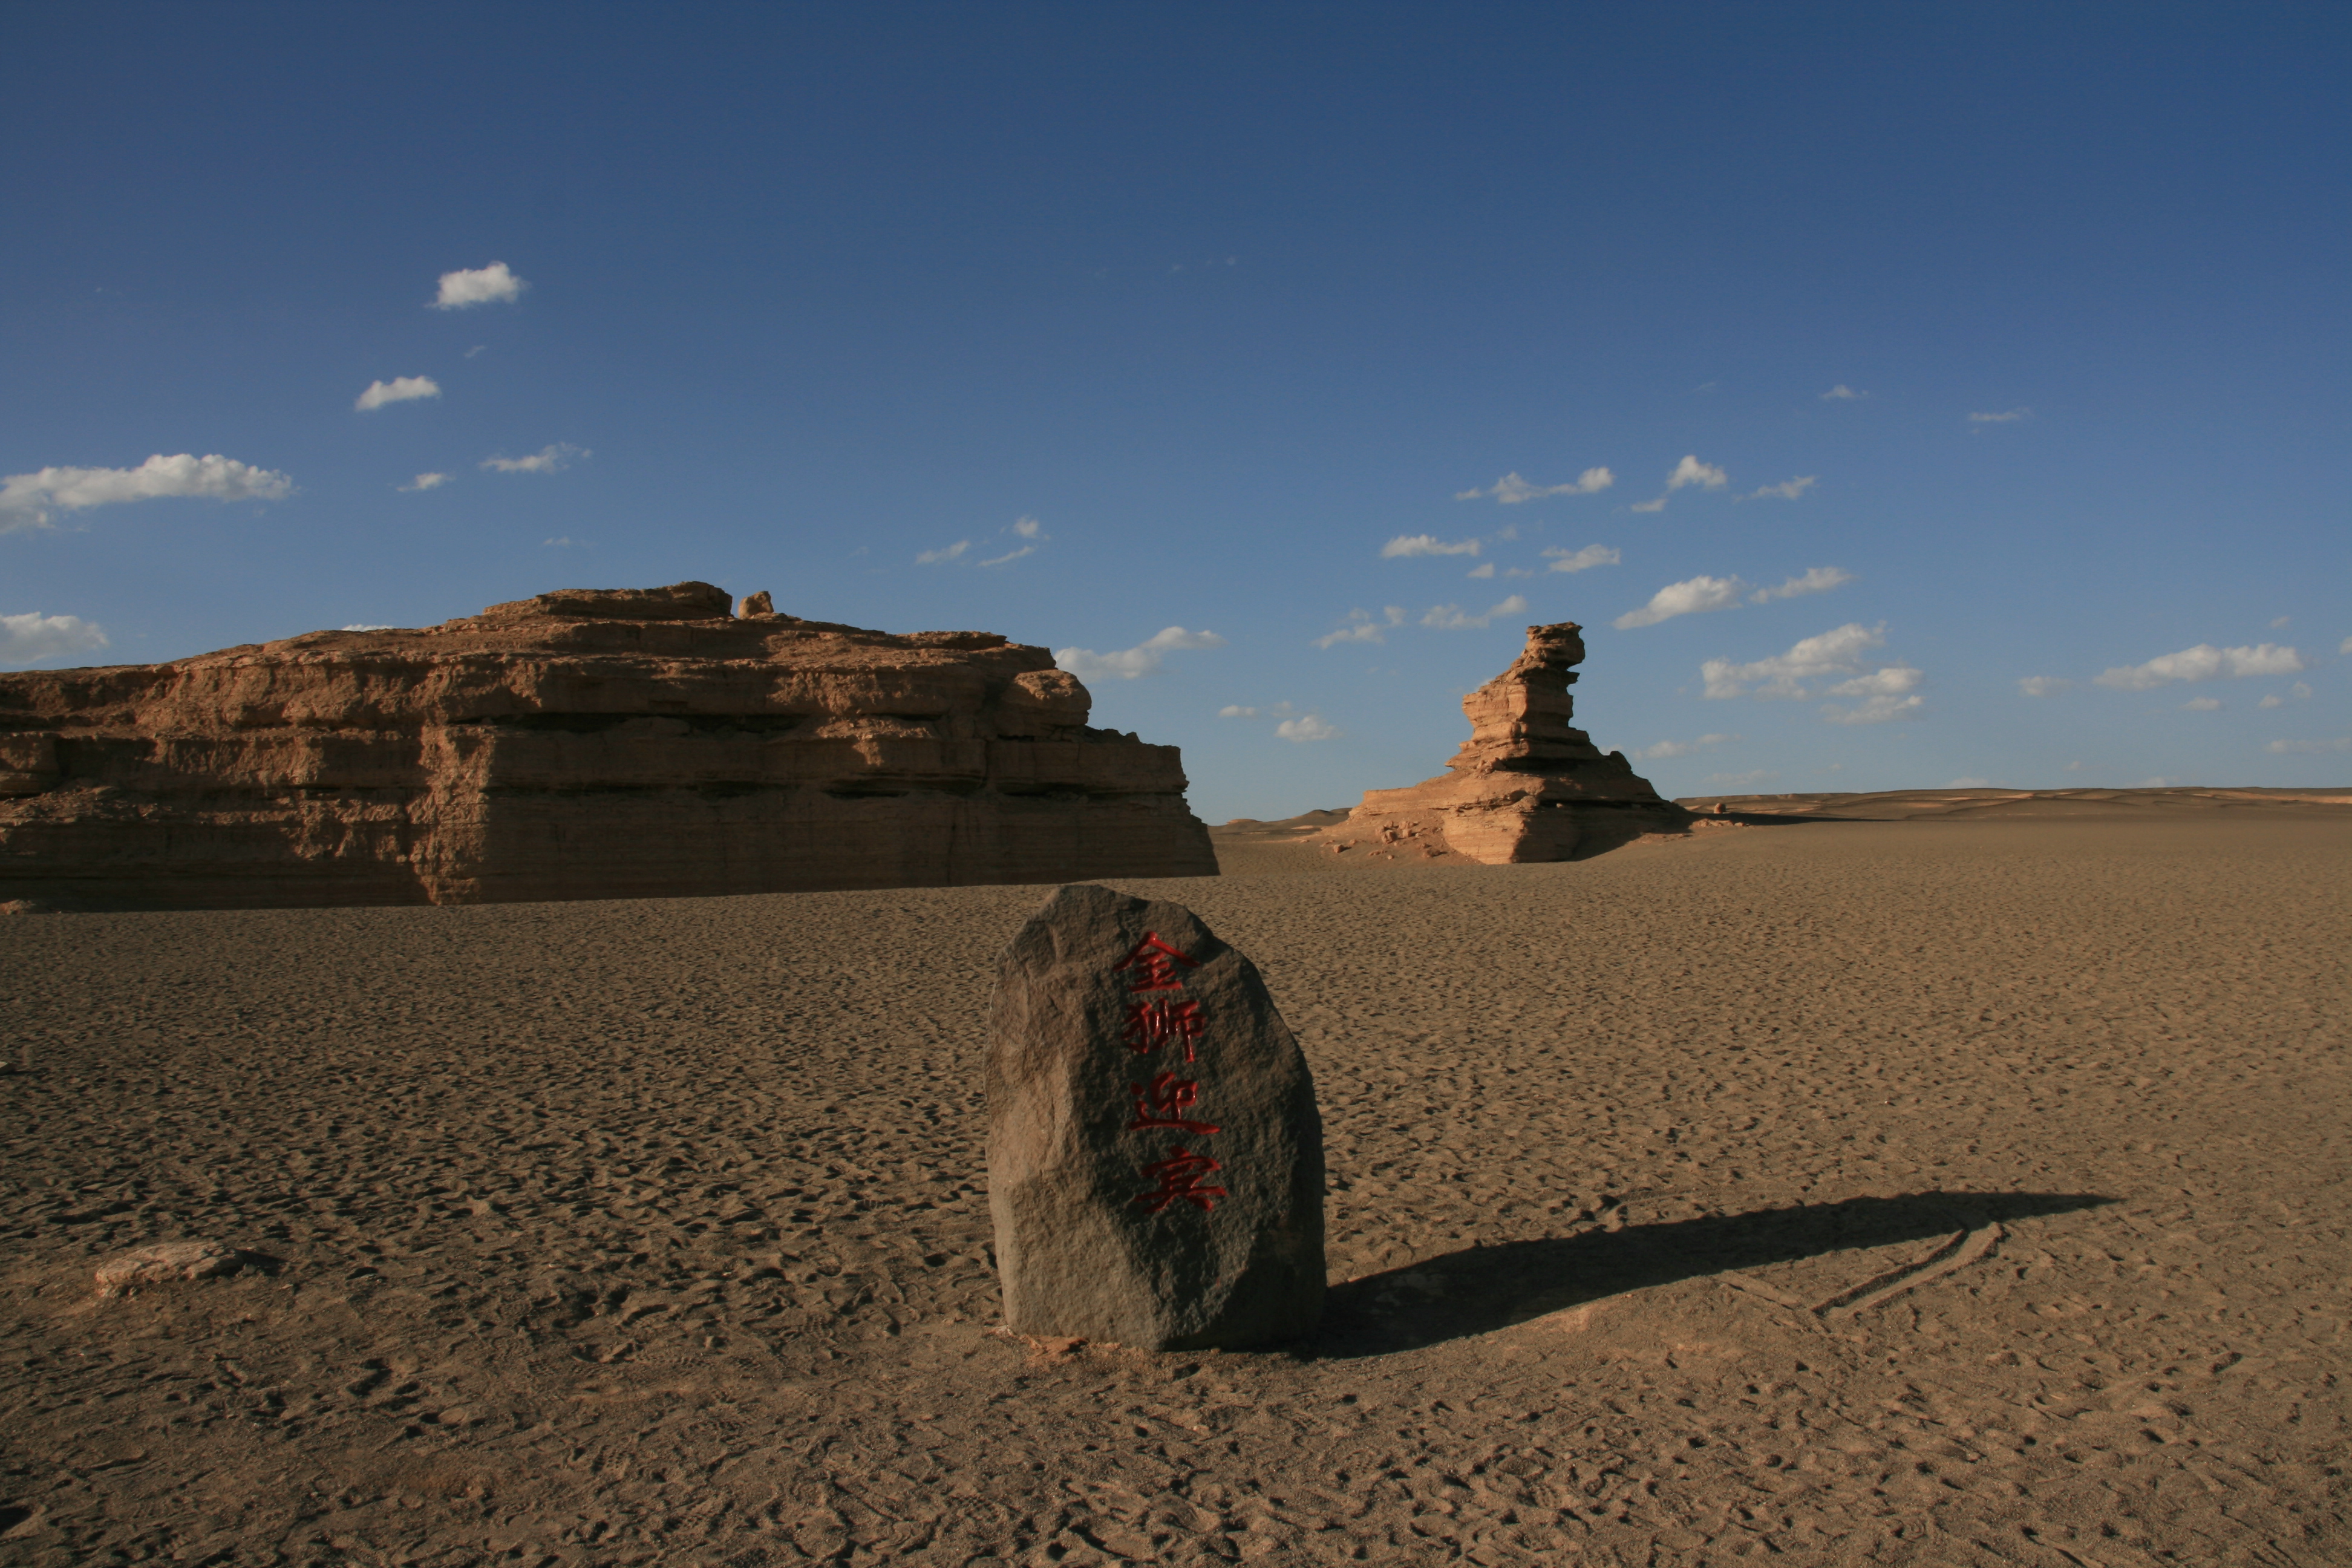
left=1673, top=786, right=2352, bottom=821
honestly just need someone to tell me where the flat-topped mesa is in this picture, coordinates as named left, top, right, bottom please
left=0, top=582, right=1216, bottom=909
left=1319, top=621, right=1688, bottom=864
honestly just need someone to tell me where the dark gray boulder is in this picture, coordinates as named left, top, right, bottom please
left=988, top=883, right=1324, bottom=1349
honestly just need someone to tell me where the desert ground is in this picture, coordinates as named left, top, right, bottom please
left=2, top=795, right=2347, bottom=1566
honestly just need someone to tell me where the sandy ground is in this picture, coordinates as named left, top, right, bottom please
left=1, top=809, right=2346, bottom=1566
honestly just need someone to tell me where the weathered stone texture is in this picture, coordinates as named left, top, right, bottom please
left=1320, top=621, right=1688, bottom=863
left=0, top=584, right=1217, bottom=907
left=988, top=884, right=1324, bottom=1350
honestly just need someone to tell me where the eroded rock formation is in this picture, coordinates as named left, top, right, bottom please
left=1318, top=621, right=1687, bottom=863
left=0, top=583, right=1216, bottom=908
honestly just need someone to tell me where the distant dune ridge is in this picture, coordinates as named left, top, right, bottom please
left=0, top=583, right=1214, bottom=909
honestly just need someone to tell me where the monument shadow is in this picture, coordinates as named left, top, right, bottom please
left=1310, top=1190, right=2112, bottom=1357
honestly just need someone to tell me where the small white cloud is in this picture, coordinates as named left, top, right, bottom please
left=1275, top=714, right=1342, bottom=743
left=0, top=452, right=294, bottom=532
left=1824, top=665, right=1922, bottom=698
left=1749, top=566, right=1852, bottom=603
left=2017, top=676, right=2073, bottom=697
left=2264, top=737, right=2351, bottom=754
left=916, top=541, right=969, bottom=564
left=1055, top=626, right=1227, bottom=681
left=1, top=610, right=109, bottom=665
left=1544, top=544, right=1621, bottom=574
left=1466, top=562, right=1495, bottom=579
left=463, top=344, right=486, bottom=359
left=1382, top=534, right=1481, bottom=558
left=1970, top=407, right=2031, bottom=424
left=2063, top=760, right=2083, bottom=771
left=1820, top=385, right=1868, bottom=401
left=1218, top=705, right=1259, bottom=718
left=1821, top=693, right=1925, bottom=725
left=978, top=544, right=1036, bottom=567
left=354, top=375, right=441, bottom=411
left=399, top=472, right=450, bottom=492
left=2293, top=682, right=2313, bottom=699
left=2181, top=696, right=2223, bottom=711
left=1667, top=455, right=1728, bottom=491
left=1742, top=476, right=1818, bottom=501
left=2094, top=642, right=2304, bottom=690
left=2341, top=636, right=2352, bottom=655
left=1629, top=497, right=1667, bottom=514
left=1947, top=777, right=1992, bottom=788
left=2259, top=694, right=2284, bottom=708
left=481, top=443, right=586, bottom=474
left=1315, top=606, right=1408, bottom=647
left=340, top=623, right=394, bottom=632
left=543, top=536, right=587, bottom=547
left=1011, top=515, right=1047, bottom=540
left=2270, top=616, right=2291, bottom=629
left=1614, top=575, right=1749, bottom=630
left=1632, top=733, right=1736, bottom=760
left=431, top=262, right=528, bottom=310
left=1456, top=468, right=1615, bottom=503
left=1702, top=622, right=1896, bottom=700
left=1422, top=595, right=1528, bottom=631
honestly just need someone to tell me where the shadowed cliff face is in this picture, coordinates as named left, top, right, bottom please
left=0, top=583, right=1215, bottom=909
left=1318, top=621, right=1688, bottom=865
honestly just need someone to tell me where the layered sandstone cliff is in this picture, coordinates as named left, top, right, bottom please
left=1318, top=621, right=1687, bottom=863
left=0, top=583, right=1216, bottom=908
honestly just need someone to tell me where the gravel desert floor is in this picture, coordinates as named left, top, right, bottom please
left=2, top=809, right=2346, bottom=1566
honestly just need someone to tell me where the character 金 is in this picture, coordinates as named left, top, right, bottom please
left=1115, top=932, right=1200, bottom=993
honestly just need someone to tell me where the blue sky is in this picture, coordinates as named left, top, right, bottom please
left=4, top=2, right=2345, bottom=821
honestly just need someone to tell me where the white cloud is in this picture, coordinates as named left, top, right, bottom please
left=1315, top=606, right=1407, bottom=647
left=979, top=545, right=1035, bottom=567
left=1702, top=622, right=1900, bottom=701
left=1276, top=714, right=1342, bottom=742
left=1820, top=385, right=1868, bottom=401
left=1544, top=544, right=1621, bottom=574
left=1632, top=733, right=1735, bottom=760
left=1668, top=455, right=1728, bottom=491
left=1382, top=534, right=1481, bottom=558
left=0, top=452, right=294, bottom=532
left=354, top=375, right=441, bottom=411
left=2018, top=676, right=2073, bottom=697
left=1011, top=515, right=1047, bottom=540
left=2181, top=696, right=2223, bottom=711
left=1614, top=575, right=1749, bottom=629
left=2270, top=616, right=2290, bottom=629
left=1742, top=476, right=1817, bottom=501
left=543, top=536, right=587, bottom=547
left=1824, top=665, right=1922, bottom=698
left=1750, top=566, right=1852, bottom=603
left=341, top=623, right=393, bottom=632
left=2265, top=736, right=2351, bottom=754
left=2094, top=642, right=2304, bottom=690
left=1467, top=562, right=1495, bottom=578
left=1821, top=693, right=1925, bottom=725
left=2342, top=636, right=2352, bottom=655
left=916, top=541, right=969, bottom=564
left=431, top=262, right=528, bottom=310
left=481, top=443, right=586, bottom=474
left=1055, top=626, right=1226, bottom=681
left=1218, top=705, right=1259, bottom=718
left=399, top=472, right=450, bottom=492
left=1630, top=497, right=1667, bottom=514
left=1970, top=407, right=2031, bottom=423
left=1455, top=468, right=1615, bottom=503
left=1, top=611, right=109, bottom=665
left=2259, top=694, right=2284, bottom=708
left=1422, top=595, right=1528, bottom=631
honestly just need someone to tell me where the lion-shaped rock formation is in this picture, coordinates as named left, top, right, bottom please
left=1318, top=621, right=1687, bottom=862
left=0, top=583, right=1217, bottom=908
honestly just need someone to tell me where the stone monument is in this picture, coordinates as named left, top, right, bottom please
left=988, top=883, right=1324, bottom=1349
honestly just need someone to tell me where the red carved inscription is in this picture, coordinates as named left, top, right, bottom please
left=1134, top=1143, right=1227, bottom=1213
left=1126, top=1069, right=1221, bottom=1135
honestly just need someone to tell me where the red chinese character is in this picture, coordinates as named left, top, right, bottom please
left=1126, top=1070, right=1221, bottom=1135
left=1122, top=998, right=1205, bottom=1060
left=1114, top=932, right=1199, bottom=993
left=1134, top=1143, right=1227, bottom=1214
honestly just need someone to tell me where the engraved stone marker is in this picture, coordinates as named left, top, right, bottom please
left=988, top=883, right=1325, bottom=1349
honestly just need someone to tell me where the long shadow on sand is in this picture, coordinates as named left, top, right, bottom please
left=1310, top=1191, right=2111, bottom=1357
